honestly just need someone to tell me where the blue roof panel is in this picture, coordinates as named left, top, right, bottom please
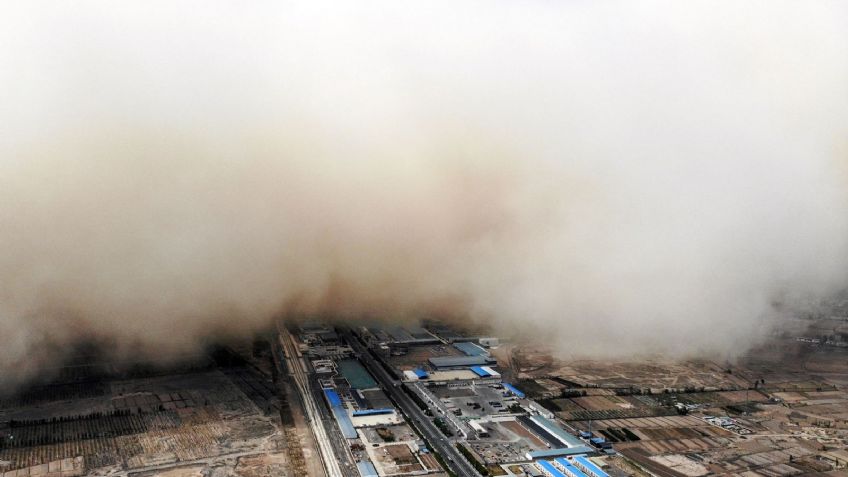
left=414, top=368, right=430, bottom=378
left=557, top=459, right=588, bottom=477
left=538, top=460, right=567, bottom=477
left=324, top=389, right=342, bottom=408
left=574, top=456, right=608, bottom=477
left=503, top=383, right=525, bottom=398
left=470, top=366, right=491, bottom=377
left=332, top=407, right=358, bottom=438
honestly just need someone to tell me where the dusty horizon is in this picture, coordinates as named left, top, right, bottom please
left=1, top=1, right=847, bottom=390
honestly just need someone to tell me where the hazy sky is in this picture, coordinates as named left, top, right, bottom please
left=1, top=1, right=847, bottom=387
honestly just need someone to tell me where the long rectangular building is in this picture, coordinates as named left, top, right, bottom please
left=428, top=355, right=497, bottom=369
left=323, top=389, right=357, bottom=439
left=526, top=447, right=596, bottom=460
left=555, top=458, right=589, bottom=477
left=572, top=456, right=608, bottom=477
left=454, top=341, right=489, bottom=356
left=538, top=460, right=567, bottom=477
left=531, top=416, right=586, bottom=448
left=357, top=461, right=379, bottom=477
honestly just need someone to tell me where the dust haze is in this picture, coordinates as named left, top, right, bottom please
left=1, top=1, right=847, bottom=388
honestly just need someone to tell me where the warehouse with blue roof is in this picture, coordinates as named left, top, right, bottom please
left=538, top=460, right=567, bottom=477
left=572, top=456, right=608, bottom=477
left=470, top=365, right=501, bottom=378
left=556, top=458, right=589, bottom=477
left=323, top=389, right=357, bottom=439
left=535, top=456, right=610, bottom=477
left=503, top=382, right=525, bottom=398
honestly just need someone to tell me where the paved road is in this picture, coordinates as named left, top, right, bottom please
left=340, top=327, right=479, bottom=477
left=410, top=382, right=471, bottom=438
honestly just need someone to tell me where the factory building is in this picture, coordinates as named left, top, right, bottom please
left=305, top=345, right=353, bottom=359
left=322, top=389, right=357, bottom=439
left=538, top=460, right=568, bottom=477
left=534, top=457, right=608, bottom=477
left=454, top=341, right=489, bottom=357
left=522, top=414, right=595, bottom=461
left=351, top=408, right=395, bottom=417
left=470, top=366, right=501, bottom=379
left=554, top=458, right=589, bottom=477
left=526, top=447, right=596, bottom=461
left=363, top=325, right=441, bottom=345
left=571, top=456, right=609, bottom=477
left=428, top=355, right=497, bottom=369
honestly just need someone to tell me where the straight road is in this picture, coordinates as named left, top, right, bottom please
left=339, top=327, right=479, bottom=477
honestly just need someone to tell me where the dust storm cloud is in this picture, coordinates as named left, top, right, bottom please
left=1, top=1, right=847, bottom=387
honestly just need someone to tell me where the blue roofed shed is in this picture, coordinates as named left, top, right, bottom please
left=556, top=459, right=590, bottom=477
left=332, top=407, right=357, bottom=438
left=538, top=460, right=567, bottom=477
left=324, top=389, right=342, bottom=408
left=573, top=456, right=608, bottom=477
left=503, top=383, right=525, bottom=398
left=470, top=366, right=491, bottom=377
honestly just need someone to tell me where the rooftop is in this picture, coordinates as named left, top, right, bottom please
left=454, top=341, right=489, bottom=357
left=527, top=448, right=595, bottom=459
left=532, top=415, right=585, bottom=448
left=538, top=460, right=567, bottom=477
left=428, top=356, right=497, bottom=368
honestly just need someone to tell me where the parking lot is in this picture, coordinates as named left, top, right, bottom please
left=429, top=383, right=519, bottom=419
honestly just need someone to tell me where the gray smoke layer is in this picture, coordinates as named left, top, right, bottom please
left=2, top=1, right=847, bottom=387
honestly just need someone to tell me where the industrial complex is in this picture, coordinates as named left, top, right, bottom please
left=271, top=321, right=619, bottom=477
left=1, top=313, right=847, bottom=477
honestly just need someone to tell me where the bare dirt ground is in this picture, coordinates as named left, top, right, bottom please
left=1, top=345, right=300, bottom=477
left=512, top=317, right=848, bottom=477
